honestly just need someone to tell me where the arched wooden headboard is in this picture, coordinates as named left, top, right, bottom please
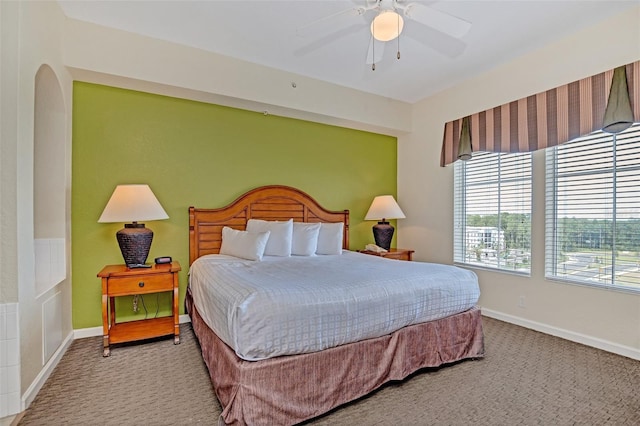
left=189, top=185, right=350, bottom=265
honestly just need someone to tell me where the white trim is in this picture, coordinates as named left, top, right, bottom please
left=73, top=326, right=102, bottom=339
left=2, top=414, right=19, bottom=426
left=22, top=330, right=73, bottom=410
left=73, top=314, right=192, bottom=339
left=481, top=308, right=640, bottom=361
left=41, top=291, right=63, bottom=365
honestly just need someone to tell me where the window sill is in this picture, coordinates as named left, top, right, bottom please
left=453, top=262, right=531, bottom=278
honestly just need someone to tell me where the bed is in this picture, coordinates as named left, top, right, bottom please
left=187, top=185, right=484, bottom=425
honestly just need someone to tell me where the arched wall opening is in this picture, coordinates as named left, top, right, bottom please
left=33, top=64, right=66, bottom=363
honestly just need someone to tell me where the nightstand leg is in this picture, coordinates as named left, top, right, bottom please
left=109, top=296, right=116, bottom=327
left=102, top=336, right=110, bottom=357
left=173, top=273, right=180, bottom=344
left=101, top=284, right=110, bottom=357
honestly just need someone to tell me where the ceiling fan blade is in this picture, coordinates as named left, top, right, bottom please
left=294, top=23, right=365, bottom=57
left=403, top=21, right=467, bottom=59
left=403, top=3, right=471, bottom=39
left=365, top=36, right=386, bottom=65
left=296, top=5, right=367, bottom=38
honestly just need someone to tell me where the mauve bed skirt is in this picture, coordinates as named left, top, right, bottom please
left=186, top=288, right=485, bottom=426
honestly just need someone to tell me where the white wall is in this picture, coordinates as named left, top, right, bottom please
left=62, top=18, right=412, bottom=137
left=1, top=0, right=74, bottom=420
left=0, top=2, right=22, bottom=418
left=0, top=0, right=19, bottom=306
left=398, top=7, right=640, bottom=358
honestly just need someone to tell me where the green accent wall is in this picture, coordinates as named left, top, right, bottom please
left=72, top=81, right=398, bottom=329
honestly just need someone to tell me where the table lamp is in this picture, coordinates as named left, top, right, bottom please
left=98, top=184, right=169, bottom=268
left=364, top=195, right=405, bottom=250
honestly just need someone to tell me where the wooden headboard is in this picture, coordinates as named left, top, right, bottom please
left=189, top=185, right=350, bottom=265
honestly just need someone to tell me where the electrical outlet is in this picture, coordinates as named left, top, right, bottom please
left=518, top=295, right=526, bottom=308
left=133, top=295, right=139, bottom=313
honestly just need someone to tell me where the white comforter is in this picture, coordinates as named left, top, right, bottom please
left=189, top=251, right=480, bottom=361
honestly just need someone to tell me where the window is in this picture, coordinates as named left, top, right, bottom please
left=545, top=124, right=640, bottom=292
left=454, top=152, right=532, bottom=274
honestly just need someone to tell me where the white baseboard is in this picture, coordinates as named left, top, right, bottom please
left=22, top=329, right=74, bottom=410
left=73, top=314, right=192, bottom=339
left=1, top=414, right=16, bottom=426
left=73, top=325, right=103, bottom=339
left=481, top=308, right=640, bottom=361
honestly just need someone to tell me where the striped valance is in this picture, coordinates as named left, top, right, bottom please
left=440, top=60, right=640, bottom=167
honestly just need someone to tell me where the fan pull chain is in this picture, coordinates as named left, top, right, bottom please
left=397, top=10, right=401, bottom=60
left=372, top=40, right=376, bottom=71
left=372, top=19, right=376, bottom=71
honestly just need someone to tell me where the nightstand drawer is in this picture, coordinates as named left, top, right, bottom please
left=107, top=273, right=173, bottom=296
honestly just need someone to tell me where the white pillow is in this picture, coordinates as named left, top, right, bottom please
left=219, top=226, right=270, bottom=261
left=291, top=222, right=321, bottom=256
left=246, top=219, right=293, bottom=257
left=316, top=222, right=344, bottom=255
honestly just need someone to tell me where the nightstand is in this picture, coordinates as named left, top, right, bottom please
left=358, top=248, right=414, bottom=261
left=98, top=261, right=181, bottom=357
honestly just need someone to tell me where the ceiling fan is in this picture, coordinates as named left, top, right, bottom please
left=297, top=0, right=471, bottom=70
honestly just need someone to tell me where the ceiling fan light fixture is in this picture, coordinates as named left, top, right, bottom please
left=371, top=10, right=404, bottom=42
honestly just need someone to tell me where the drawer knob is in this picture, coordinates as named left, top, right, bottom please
left=138, top=281, right=144, bottom=288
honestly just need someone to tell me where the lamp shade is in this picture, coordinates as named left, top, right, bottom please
left=364, top=195, right=405, bottom=251
left=98, top=184, right=168, bottom=268
left=365, top=195, right=406, bottom=221
left=98, top=184, right=169, bottom=223
left=602, top=65, right=634, bottom=134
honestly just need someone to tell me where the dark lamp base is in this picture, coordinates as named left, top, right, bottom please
left=372, top=221, right=394, bottom=251
left=116, top=223, right=154, bottom=267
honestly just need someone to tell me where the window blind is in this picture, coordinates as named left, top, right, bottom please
left=454, top=152, right=532, bottom=273
left=545, top=124, right=640, bottom=291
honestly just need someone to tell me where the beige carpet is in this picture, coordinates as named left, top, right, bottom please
left=18, top=317, right=640, bottom=425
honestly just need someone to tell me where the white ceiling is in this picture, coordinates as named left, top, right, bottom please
left=57, top=1, right=638, bottom=104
